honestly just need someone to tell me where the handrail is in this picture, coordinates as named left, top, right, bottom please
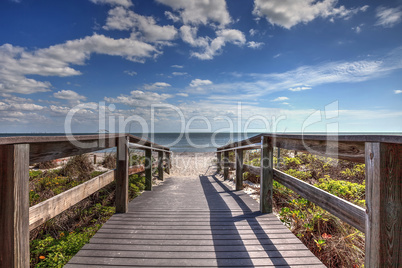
left=0, top=133, right=171, bottom=267
left=216, top=133, right=401, bottom=267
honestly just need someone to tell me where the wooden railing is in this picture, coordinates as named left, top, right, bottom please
left=0, top=134, right=171, bottom=268
left=216, top=134, right=401, bottom=267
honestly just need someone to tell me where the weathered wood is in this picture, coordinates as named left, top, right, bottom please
left=29, top=169, right=115, bottom=231
left=116, top=136, right=129, bottom=213
left=158, top=151, right=164, bottom=181
left=277, top=147, right=280, bottom=168
left=216, top=134, right=401, bottom=163
left=165, top=152, right=170, bottom=175
left=235, top=149, right=243, bottom=190
left=260, top=136, right=273, bottom=213
left=365, top=142, right=401, bottom=267
left=274, top=169, right=366, bottom=232
left=0, top=134, right=168, bottom=165
left=223, top=151, right=229, bottom=180
left=0, top=144, right=30, bottom=268
left=145, top=149, right=152, bottom=191
left=231, top=162, right=366, bottom=232
left=216, top=152, right=221, bottom=173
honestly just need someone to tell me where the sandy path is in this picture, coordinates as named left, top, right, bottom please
left=170, top=152, right=217, bottom=176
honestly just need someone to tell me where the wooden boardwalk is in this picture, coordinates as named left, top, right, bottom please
left=66, top=174, right=324, bottom=267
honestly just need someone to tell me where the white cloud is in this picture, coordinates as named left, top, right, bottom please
left=249, top=29, right=258, bottom=36
left=0, top=34, right=158, bottom=94
left=289, top=86, right=311, bottom=91
left=143, top=82, right=171, bottom=90
left=172, top=72, right=187, bottom=76
left=165, top=11, right=180, bottom=22
left=0, top=102, right=44, bottom=111
left=189, top=79, right=213, bottom=87
left=181, top=26, right=246, bottom=60
left=395, top=90, right=402, bottom=94
left=171, top=65, right=183, bottom=68
left=253, top=0, right=369, bottom=29
left=156, top=0, right=231, bottom=27
left=375, top=6, right=402, bottom=28
left=103, top=7, right=178, bottom=43
left=176, top=93, right=188, bottom=97
left=352, top=25, right=362, bottom=33
left=54, top=90, right=87, bottom=101
left=272, top=96, right=289, bottom=101
left=247, top=41, right=264, bottom=49
left=105, top=90, right=172, bottom=107
left=89, top=0, right=133, bottom=8
left=273, top=53, right=281, bottom=58
left=124, top=70, right=137, bottom=76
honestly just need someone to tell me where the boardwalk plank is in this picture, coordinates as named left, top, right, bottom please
left=67, top=175, right=324, bottom=267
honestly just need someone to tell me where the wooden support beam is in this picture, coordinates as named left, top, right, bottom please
left=0, top=144, right=29, bottom=268
left=30, top=169, right=115, bottom=230
left=235, top=149, right=243, bottom=191
left=260, top=136, right=273, bottom=213
left=216, top=152, right=221, bottom=173
left=145, top=149, right=152, bottom=191
left=365, top=142, right=401, bottom=267
left=158, top=151, right=164, bottom=181
left=223, top=151, right=229, bottom=181
left=116, top=136, right=129, bottom=213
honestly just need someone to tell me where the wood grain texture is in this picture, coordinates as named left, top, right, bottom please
left=365, top=142, right=401, bottom=267
left=158, top=151, right=164, bottom=181
left=260, top=136, right=273, bottom=214
left=29, top=169, right=115, bottom=231
left=67, top=175, right=324, bottom=267
left=229, top=162, right=365, bottom=231
left=235, top=149, right=243, bottom=191
left=116, top=136, right=129, bottom=214
left=0, top=144, right=30, bottom=268
left=145, top=149, right=152, bottom=191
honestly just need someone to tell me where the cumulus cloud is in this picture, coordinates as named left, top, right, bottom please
left=253, top=0, right=369, bottom=29
left=189, top=79, right=213, bottom=87
left=247, top=41, right=264, bottom=49
left=89, top=0, right=133, bottom=8
left=395, top=90, right=402, bottom=94
left=105, top=90, right=172, bottom=107
left=103, top=6, right=178, bottom=42
left=272, top=96, right=289, bottom=101
left=181, top=26, right=246, bottom=60
left=53, top=90, right=87, bottom=101
left=156, top=0, right=231, bottom=27
left=171, top=65, right=183, bottom=68
left=0, top=102, right=44, bottom=111
left=143, top=82, right=171, bottom=90
left=375, top=6, right=402, bottom=28
left=0, top=34, right=158, bottom=94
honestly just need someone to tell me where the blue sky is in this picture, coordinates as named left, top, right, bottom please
left=0, top=0, right=401, bottom=133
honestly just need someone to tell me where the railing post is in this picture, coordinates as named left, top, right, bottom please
left=277, top=147, right=280, bottom=168
left=116, top=136, right=129, bottom=213
left=145, top=149, right=152, bottom=190
left=365, top=142, right=401, bottom=267
left=235, top=149, right=243, bottom=190
left=260, top=136, right=273, bottom=213
left=165, top=152, right=170, bottom=175
left=0, top=144, right=30, bottom=268
left=216, top=151, right=221, bottom=173
left=158, top=151, right=164, bottom=181
left=223, top=151, right=229, bottom=180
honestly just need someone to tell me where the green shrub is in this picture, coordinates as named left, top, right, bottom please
left=29, top=170, right=43, bottom=181
left=284, top=169, right=312, bottom=181
left=314, top=175, right=365, bottom=205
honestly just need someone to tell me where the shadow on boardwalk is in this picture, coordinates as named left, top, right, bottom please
left=200, top=174, right=289, bottom=267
